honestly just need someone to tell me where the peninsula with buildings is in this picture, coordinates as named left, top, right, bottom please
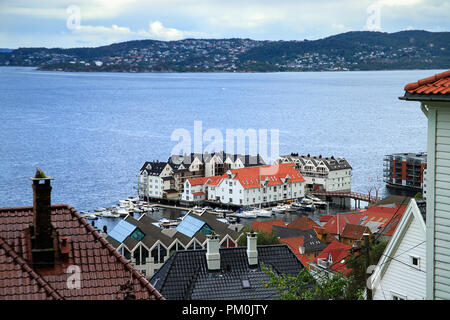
left=1, top=30, right=449, bottom=72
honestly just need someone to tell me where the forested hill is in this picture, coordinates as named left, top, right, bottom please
left=1, top=30, right=449, bottom=72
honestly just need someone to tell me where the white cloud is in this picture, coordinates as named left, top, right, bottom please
left=68, top=20, right=204, bottom=44
left=140, top=21, right=204, bottom=40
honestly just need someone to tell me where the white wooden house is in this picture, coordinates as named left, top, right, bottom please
left=400, top=70, right=450, bottom=300
left=370, top=199, right=427, bottom=300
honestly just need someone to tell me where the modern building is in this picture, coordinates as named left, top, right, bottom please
left=370, top=199, right=426, bottom=300
left=207, top=163, right=305, bottom=207
left=383, top=152, right=427, bottom=192
left=149, top=233, right=304, bottom=300
left=106, top=211, right=239, bottom=277
left=400, top=70, right=450, bottom=300
left=276, top=153, right=352, bottom=192
left=0, top=169, right=163, bottom=300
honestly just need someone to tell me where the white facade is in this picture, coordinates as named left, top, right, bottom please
left=276, top=155, right=352, bottom=192
left=138, top=170, right=164, bottom=199
left=181, top=179, right=207, bottom=202
left=371, top=199, right=426, bottom=300
left=424, top=102, right=450, bottom=300
left=208, top=166, right=305, bottom=206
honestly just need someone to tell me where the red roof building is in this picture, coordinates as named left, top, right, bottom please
left=279, top=236, right=311, bottom=267
left=310, top=241, right=353, bottom=276
left=287, top=216, right=320, bottom=231
left=251, top=219, right=286, bottom=235
left=0, top=171, right=164, bottom=300
left=322, top=211, right=365, bottom=237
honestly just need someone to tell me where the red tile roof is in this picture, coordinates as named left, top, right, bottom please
left=404, top=70, right=450, bottom=95
left=279, top=236, right=312, bottom=267
left=322, top=211, right=365, bottom=236
left=315, top=241, right=353, bottom=275
left=218, top=163, right=305, bottom=189
left=0, top=204, right=164, bottom=300
left=191, top=192, right=205, bottom=196
left=360, top=204, right=407, bottom=236
left=341, top=224, right=370, bottom=240
left=251, top=219, right=286, bottom=235
left=319, top=215, right=333, bottom=223
left=287, top=216, right=320, bottom=231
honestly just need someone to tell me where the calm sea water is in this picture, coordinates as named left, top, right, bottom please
left=0, top=67, right=439, bottom=213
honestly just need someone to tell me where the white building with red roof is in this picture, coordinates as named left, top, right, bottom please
left=206, top=163, right=305, bottom=207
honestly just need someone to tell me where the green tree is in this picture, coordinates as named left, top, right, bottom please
left=237, top=226, right=280, bottom=246
left=261, top=263, right=364, bottom=300
left=346, top=240, right=387, bottom=296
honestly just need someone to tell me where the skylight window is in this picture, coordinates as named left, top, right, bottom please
left=242, top=279, right=251, bottom=289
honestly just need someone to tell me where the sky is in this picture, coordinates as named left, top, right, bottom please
left=0, top=0, right=449, bottom=48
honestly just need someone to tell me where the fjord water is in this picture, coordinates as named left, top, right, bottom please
left=0, top=67, right=437, bottom=211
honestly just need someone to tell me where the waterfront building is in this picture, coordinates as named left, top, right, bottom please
left=400, top=70, right=450, bottom=300
left=106, top=211, right=239, bottom=278
left=0, top=169, right=163, bottom=300
left=180, top=175, right=222, bottom=203
left=383, top=152, right=427, bottom=193
left=136, top=152, right=265, bottom=200
left=206, top=163, right=305, bottom=207
left=276, top=153, right=352, bottom=192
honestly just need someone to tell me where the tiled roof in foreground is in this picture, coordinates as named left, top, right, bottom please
left=401, top=70, right=450, bottom=101
left=150, top=244, right=303, bottom=300
left=0, top=204, right=164, bottom=300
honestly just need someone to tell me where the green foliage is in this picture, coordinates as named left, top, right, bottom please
left=261, top=263, right=364, bottom=300
left=414, top=192, right=423, bottom=199
left=237, top=225, right=280, bottom=247
left=346, top=241, right=387, bottom=294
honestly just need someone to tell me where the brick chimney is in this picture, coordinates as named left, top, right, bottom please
left=30, top=168, right=56, bottom=268
left=206, top=233, right=220, bottom=271
left=246, top=232, right=258, bottom=267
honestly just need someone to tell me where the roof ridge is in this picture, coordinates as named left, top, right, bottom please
left=66, top=205, right=165, bottom=300
left=0, top=236, right=64, bottom=300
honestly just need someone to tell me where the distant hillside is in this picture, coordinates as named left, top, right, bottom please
left=0, top=30, right=448, bottom=72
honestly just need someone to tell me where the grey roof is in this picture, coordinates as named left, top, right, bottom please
left=140, top=161, right=167, bottom=176
left=272, top=226, right=328, bottom=253
left=149, top=244, right=304, bottom=300
left=281, top=153, right=352, bottom=171
left=168, top=152, right=265, bottom=167
left=106, top=211, right=239, bottom=250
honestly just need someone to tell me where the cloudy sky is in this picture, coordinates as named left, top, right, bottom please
left=0, top=0, right=449, bottom=48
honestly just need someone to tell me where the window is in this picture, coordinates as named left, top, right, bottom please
left=130, top=228, right=145, bottom=242
left=410, top=255, right=420, bottom=268
left=392, top=293, right=406, bottom=300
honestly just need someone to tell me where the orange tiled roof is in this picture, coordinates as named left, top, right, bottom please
left=315, top=240, right=353, bottom=275
left=251, top=219, right=286, bottom=235
left=279, top=236, right=313, bottom=267
left=322, top=211, right=365, bottom=236
left=224, top=163, right=305, bottom=189
left=0, top=204, right=164, bottom=300
left=404, top=70, right=450, bottom=95
left=287, top=216, right=320, bottom=231
left=341, top=224, right=370, bottom=240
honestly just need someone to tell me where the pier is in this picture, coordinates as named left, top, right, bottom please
left=311, top=190, right=380, bottom=208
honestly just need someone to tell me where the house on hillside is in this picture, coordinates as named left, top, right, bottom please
left=0, top=170, right=163, bottom=300
left=400, top=70, right=450, bottom=299
left=149, top=233, right=304, bottom=300
left=251, top=219, right=286, bottom=235
left=287, top=216, right=321, bottom=231
left=308, top=240, right=354, bottom=280
left=370, top=199, right=426, bottom=300
left=340, top=224, right=372, bottom=247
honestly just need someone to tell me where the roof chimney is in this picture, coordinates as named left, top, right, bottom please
left=30, top=168, right=56, bottom=268
left=246, top=232, right=258, bottom=267
left=206, top=233, right=220, bottom=271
